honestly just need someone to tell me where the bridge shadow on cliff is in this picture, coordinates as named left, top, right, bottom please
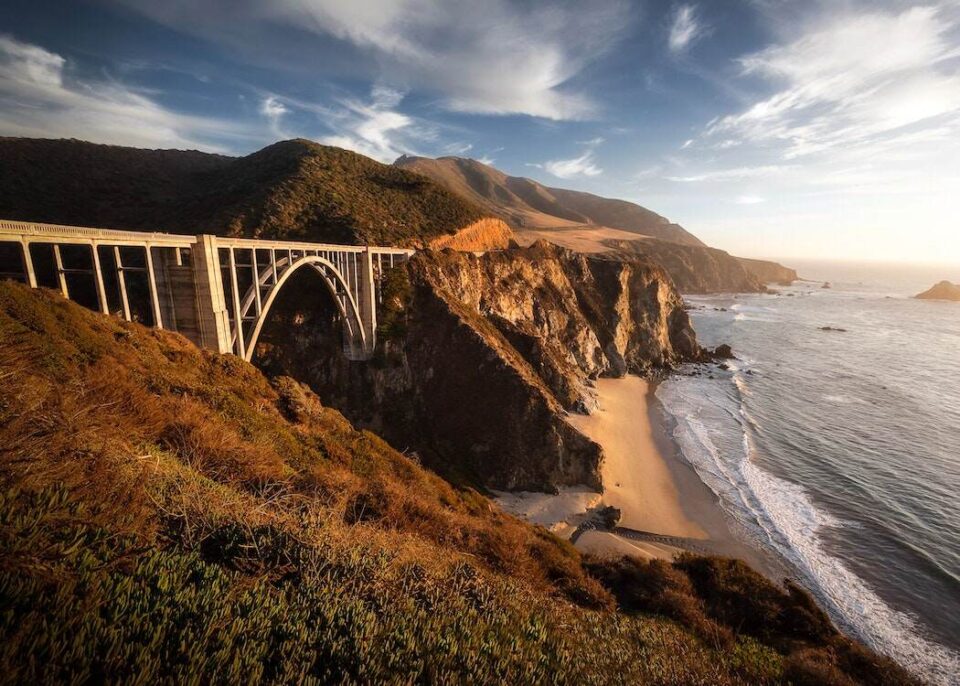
left=251, top=265, right=367, bottom=415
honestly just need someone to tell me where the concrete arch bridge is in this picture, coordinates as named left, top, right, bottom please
left=0, top=220, right=413, bottom=361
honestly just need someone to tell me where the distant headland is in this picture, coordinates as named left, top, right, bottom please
left=915, top=280, right=960, bottom=301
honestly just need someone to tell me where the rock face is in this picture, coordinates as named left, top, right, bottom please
left=736, top=257, right=798, bottom=285
left=915, top=281, right=960, bottom=301
left=254, top=242, right=702, bottom=492
left=605, top=239, right=765, bottom=293
left=427, top=217, right=514, bottom=251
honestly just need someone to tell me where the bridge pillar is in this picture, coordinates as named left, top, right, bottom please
left=357, top=248, right=378, bottom=356
left=191, top=235, right=232, bottom=354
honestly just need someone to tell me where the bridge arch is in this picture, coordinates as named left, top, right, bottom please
left=2, top=222, right=414, bottom=360
left=236, top=254, right=366, bottom=362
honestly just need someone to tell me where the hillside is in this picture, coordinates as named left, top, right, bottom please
left=736, top=257, right=799, bottom=286
left=0, top=137, right=494, bottom=247
left=605, top=238, right=765, bottom=294
left=0, top=281, right=918, bottom=684
left=394, top=155, right=797, bottom=291
left=394, top=155, right=704, bottom=246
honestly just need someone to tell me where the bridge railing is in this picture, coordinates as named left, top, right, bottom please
left=0, top=219, right=414, bottom=361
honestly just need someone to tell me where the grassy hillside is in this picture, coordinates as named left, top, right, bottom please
left=0, top=137, right=489, bottom=247
left=394, top=155, right=704, bottom=246
left=0, top=283, right=917, bottom=684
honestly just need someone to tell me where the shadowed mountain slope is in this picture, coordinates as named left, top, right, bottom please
left=0, top=137, right=493, bottom=247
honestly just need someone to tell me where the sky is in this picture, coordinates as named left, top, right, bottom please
left=1, top=0, right=958, bottom=264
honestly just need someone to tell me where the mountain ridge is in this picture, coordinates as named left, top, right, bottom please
left=395, top=154, right=796, bottom=291
left=0, top=137, right=496, bottom=247
left=394, top=155, right=705, bottom=247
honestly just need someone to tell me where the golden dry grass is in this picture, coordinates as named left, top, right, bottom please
left=0, top=282, right=920, bottom=684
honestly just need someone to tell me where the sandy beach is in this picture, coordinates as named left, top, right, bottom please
left=568, top=376, right=706, bottom=539
left=499, top=375, right=773, bottom=568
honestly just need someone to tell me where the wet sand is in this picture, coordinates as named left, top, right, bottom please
left=570, top=376, right=774, bottom=571
left=497, top=375, right=778, bottom=572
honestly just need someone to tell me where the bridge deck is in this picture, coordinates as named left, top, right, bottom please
left=0, top=219, right=414, bottom=361
left=0, top=219, right=413, bottom=254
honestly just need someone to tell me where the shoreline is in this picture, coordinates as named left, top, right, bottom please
left=644, top=377, right=785, bottom=577
left=499, top=374, right=782, bottom=577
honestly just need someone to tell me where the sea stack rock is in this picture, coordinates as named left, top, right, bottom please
left=915, top=281, right=960, bottom=301
left=711, top=344, right=735, bottom=359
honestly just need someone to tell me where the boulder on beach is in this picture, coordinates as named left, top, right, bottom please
left=915, top=280, right=960, bottom=301
left=596, top=505, right=622, bottom=530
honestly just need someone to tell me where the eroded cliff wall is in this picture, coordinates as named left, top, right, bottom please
left=254, top=242, right=702, bottom=491
left=604, top=238, right=765, bottom=293
left=737, top=257, right=798, bottom=285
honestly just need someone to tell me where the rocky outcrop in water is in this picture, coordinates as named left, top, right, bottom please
left=254, top=242, right=702, bottom=492
left=915, top=280, right=960, bottom=301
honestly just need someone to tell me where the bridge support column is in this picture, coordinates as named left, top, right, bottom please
left=357, top=248, right=378, bottom=357
left=191, top=235, right=232, bottom=354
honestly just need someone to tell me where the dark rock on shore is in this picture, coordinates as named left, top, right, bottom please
left=711, top=344, right=736, bottom=360
left=596, top=505, right=622, bottom=529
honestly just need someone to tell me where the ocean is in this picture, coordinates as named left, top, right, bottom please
left=656, top=260, right=960, bottom=685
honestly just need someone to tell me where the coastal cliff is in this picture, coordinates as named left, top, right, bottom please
left=394, top=154, right=797, bottom=293
left=255, top=242, right=702, bottom=491
left=426, top=217, right=514, bottom=251
left=604, top=238, right=766, bottom=293
left=737, top=257, right=799, bottom=285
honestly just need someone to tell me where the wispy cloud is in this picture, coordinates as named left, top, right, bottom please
left=669, top=5, right=706, bottom=54
left=543, top=151, right=603, bottom=178
left=705, top=5, right=960, bottom=158
left=260, top=95, right=289, bottom=137
left=537, top=136, right=604, bottom=178
left=0, top=34, right=250, bottom=151
left=114, top=0, right=634, bottom=121
left=443, top=141, right=473, bottom=155
left=318, top=85, right=421, bottom=162
left=667, top=165, right=792, bottom=182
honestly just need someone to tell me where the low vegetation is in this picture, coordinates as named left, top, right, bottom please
left=0, top=137, right=489, bottom=246
left=0, top=282, right=918, bottom=684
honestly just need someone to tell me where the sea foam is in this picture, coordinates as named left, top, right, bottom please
left=658, top=373, right=960, bottom=685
